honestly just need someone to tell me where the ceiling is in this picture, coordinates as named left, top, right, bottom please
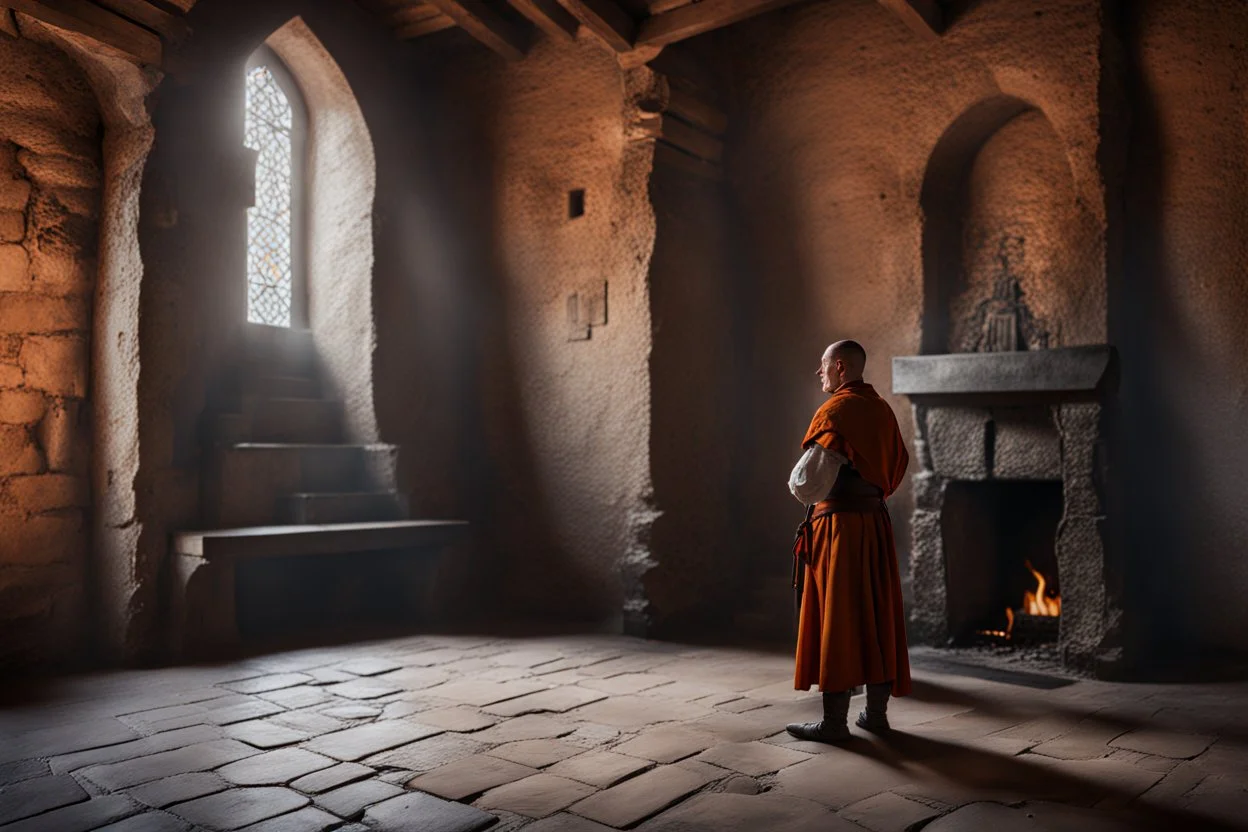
left=2, top=0, right=942, bottom=70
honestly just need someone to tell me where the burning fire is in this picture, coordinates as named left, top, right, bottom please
left=1022, top=560, right=1061, bottom=617
left=976, top=561, right=1060, bottom=641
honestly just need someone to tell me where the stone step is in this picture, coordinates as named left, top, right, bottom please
left=242, top=324, right=317, bottom=377
left=277, top=491, right=409, bottom=524
left=244, top=374, right=320, bottom=399
left=174, top=519, right=468, bottom=560
left=208, top=444, right=398, bottom=527
left=211, top=398, right=343, bottom=445
left=249, top=397, right=342, bottom=444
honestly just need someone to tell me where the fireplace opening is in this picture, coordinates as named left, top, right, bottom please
left=940, top=480, right=1063, bottom=646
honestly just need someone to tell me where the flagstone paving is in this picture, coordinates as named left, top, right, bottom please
left=1, top=634, right=1246, bottom=831
left=127, top=773, right=230, bottom=808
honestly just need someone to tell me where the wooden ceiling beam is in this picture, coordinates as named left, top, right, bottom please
left=635, top=0, right=800, bottom=48
left=556, top=0, right=633, bottom=51
left=508, top=0, right=578, bottom=42
left=93, top=0, right=189, bottom=42
left=7, top=0, right=162, bottom=64
left=391, top=3, right=445, bottom=23
left=424, top=0, right=530, bottom=59
left=395, top=11, right=456, bottom=38
left=875, top=0, right=941, bottom=40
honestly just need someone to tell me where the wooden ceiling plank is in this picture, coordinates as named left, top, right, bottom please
left=7, top=0, right=161, bottom=63
left=556, top=0, right=633, bottom=51
left=392, top=3, right=445, bottom=24
left=395, top=11, right=457, bottom=37
left=424, top=0, right=530, bottom=59
left=635, top=0, right=800, bottom=47
left=508, top=0, right=578, bottom=42
left=93, top=0, right=189, bottom=41
left=875, top=0, right=941, bottom=39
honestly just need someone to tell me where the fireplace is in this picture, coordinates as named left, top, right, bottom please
left=893, top=346, right=1123, bottom=676
left=942, top=480, right=1063, bottom=645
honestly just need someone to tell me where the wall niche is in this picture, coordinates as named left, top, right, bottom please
left=920, top=97, right=1103, bottom=355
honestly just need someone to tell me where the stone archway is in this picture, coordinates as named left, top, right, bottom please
left=78, top=11, right=379, bottom=661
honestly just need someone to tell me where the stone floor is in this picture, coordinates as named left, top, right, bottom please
left=2, top=634, right=1247, bottom=832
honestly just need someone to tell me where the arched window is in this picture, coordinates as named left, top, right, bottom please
left=244, top=49, right=306, bottom=327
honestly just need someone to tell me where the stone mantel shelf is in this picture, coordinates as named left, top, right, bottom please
left=892, top=345, right=1114, bottom=397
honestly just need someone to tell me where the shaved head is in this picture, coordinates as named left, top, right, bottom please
left=829, top=340, right=866, bottom=376
left=817, top=340, right=867, bottom=393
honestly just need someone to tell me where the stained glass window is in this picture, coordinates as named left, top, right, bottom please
left=244, top=64, right=295, bottom=327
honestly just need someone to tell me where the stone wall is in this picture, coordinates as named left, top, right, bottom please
left=418, top=40, right=749, bottom=634
left=0, top=33, right=100, bottom=668
left=465, top=36, right=657, bottom=623
left=1116, top=0, right=1248, bottom=660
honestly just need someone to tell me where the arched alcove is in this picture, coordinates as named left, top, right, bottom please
left=919, top=97, right=1101, bottom=354
left=265, top=17, right=379, bottom=444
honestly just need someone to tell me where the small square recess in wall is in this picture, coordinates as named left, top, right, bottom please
left=568, top=189, right=585, bottom=219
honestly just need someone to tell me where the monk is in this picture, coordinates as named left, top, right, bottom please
left=785, top=340, right=911, bottom=743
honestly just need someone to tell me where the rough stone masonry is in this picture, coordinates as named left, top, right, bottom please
left=0, top=34, right=101, bottom=667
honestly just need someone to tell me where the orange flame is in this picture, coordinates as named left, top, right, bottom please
left=1022, top=560, right=1061, bottom=617
left=977, top=563, right=1061, bottom=642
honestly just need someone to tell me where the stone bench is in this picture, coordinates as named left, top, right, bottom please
left=170, top=520, right=468, bottom=658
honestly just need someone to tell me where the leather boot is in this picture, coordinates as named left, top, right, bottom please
left=855, top=681, right=892, bottom=733
left=786, top=690, right=851, bottom=743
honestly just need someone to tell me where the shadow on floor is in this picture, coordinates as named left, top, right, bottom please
left=835, top=730, right=1237, bottom=832
left=908, top=677, right=1248, bottom=749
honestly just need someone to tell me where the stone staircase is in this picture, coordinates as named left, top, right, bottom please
left=202, top=325, right=407, bottom=528
left=170, top=324, right=465, bottom=657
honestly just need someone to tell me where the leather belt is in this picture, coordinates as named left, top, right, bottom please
left=813, top=495, right=885, bottom=519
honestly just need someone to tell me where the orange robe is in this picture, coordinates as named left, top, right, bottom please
left=794, top=379, right=912, bottom=696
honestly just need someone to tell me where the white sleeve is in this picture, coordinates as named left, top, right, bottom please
left=788, top=444, right=847, bottom=506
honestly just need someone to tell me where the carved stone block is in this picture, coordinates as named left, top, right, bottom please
left=992, top=407, right=1061, bottom=480
left=1057, top=402, right=1103, bottom=517
left=908, top=509, right=948, bottom=645
left=911, top=471, right=946, bottom=512
left=1054, top=515, right=1117, bottom=669
left=925, top=407, right=990, bottom=480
